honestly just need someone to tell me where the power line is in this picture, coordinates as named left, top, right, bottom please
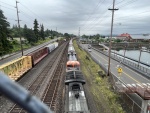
left=19, top=2, right=52, bottom=29
left=0, top=1, right=15, bottom=7
left=82, top=4, right=112, bottom=31
left=82, top=0, right=139, bottom=33
left=0, top=5, right=16, bottom=11
left=81, top=0, right=106, bottom=28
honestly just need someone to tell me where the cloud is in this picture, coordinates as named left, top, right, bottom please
left=1, top=0, right=150, bottom=35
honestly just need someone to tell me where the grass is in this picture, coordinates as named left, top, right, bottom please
left=73, top=40, right=125, bottom=113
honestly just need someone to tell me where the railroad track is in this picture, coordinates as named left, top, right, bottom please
left=9, top=42, right=68, bottom=113
left=41, top=44, right=67, bottom=112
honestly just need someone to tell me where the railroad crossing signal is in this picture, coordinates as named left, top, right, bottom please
left=117, top=67, right=123, bottom=73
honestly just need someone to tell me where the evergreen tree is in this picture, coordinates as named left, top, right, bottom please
left=23, top=24, right=28, bottom=38
left=27, top=28, right=36, bottom=43
left=50, top=30, right=53, bottom=39
left=40, top=24, right=45, bottom=40
left=33, top=19, right=39, bottom=42
left=0, top=9, right=12, bottom=55
left=44, top=29, right=50, bottom=37
left=23, top=24, right=36, bottom=43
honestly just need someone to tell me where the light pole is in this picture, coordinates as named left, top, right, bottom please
left=138, top=44, right=142, bottom=67
left=0, top=24, right=3, bottom=57
left=107, top=0, right=118, bottom=76
left=123, top=45, right=127, bottom=62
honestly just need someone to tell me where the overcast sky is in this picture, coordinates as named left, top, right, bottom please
left=0, top=0, right=150, bottom=36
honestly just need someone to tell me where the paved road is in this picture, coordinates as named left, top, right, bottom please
left=0, top=38, right=60, bottom=65
left=81, top=44, right=150, bottom=111
left=81, top=44, right=150, bottom=85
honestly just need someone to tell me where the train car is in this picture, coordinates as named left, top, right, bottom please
left=0, top=42, right=59, bottom=81
left=65, top=82, right=90, bottom=113
left=27, top=47, right=48, bottom=66
left=65, top=40, right=90, bottom=113
left=65, top=70, right=85, bottom=85
left=69, top=39, right=73, bottom=45
left=68, top=45, right=76, bottom=55
left=0, top=56, right=32, bottom=80
left=65, top=70, right=90, bottom=113
left=54, top=42, right=58, bottom=48
left=46, top=43, right=55, bottom=53
left=66, top=61, right=80, bottom=71
left=68, top=54, right=77, bottom=61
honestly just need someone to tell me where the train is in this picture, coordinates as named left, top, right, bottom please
left=65, top=39, right=90, bottom=113
left=66, top=39, right=80, bottom=71
left=0, top=42, right=59, bottom=81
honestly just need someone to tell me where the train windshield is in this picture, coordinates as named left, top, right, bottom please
left=67, top=65, right=73, bottom=68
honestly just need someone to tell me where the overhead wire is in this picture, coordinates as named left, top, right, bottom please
left=83, top=0, right=141, bottom=34
left=19, top=2, right=53, bottom=30
left=81, top=0, right=106, bottom=28
left=0, top=5, right=16, bottom=11
left=82, top=1, right=112, bottom=31
left=0, top=1, right=15, bottom=7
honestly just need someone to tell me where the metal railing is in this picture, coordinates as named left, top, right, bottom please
left=91, top=46, right=150, bottom=78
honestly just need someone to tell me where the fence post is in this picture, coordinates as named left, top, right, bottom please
left=141, top=100, right=148, bottom=113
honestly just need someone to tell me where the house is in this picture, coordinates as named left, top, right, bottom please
left=116, top=33, right=132, bottom=41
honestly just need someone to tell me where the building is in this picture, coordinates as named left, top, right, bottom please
left=116, top=33, right=132, bottom=41
left=130, top=34, right=150, bottom=42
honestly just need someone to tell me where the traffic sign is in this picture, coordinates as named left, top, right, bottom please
left=117, top=67, right=123, bottom=73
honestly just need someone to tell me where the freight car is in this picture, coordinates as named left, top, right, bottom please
left=68, top=39, right=76, bottom=55
left=66, top=61, right=80, bottom=71
left=68, top=54, right=77, bottom=61
left=0, top=56, right=32, bottom=80
left=68, top=46, right=76, bottom=55
left=46, top=42, right=58, bottom=53
left=65, top=71, right=90, bottom=113
left=0, top=42, right=58, bottom=81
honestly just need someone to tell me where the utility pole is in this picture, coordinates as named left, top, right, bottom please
left=78, top=27, right=80, bottom=42
left=16, top=1, right=23, bottom=56
left=107, top=0, right=118, bottom=76
left=56, top=27, right=57, bottom=38
left=138, top=44, right=142, bottom=67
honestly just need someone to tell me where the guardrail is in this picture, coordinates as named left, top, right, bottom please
left=91, top=46, right=150, bottom=78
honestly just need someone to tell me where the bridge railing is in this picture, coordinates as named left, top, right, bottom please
left=91, top=46, right=150, bottom=78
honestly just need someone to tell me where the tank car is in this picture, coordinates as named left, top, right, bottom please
left=68, top=45, right=76, bottom=56
left=66, top=61, right=80, bottom=71
left=68, top=54, right=77, bottom=61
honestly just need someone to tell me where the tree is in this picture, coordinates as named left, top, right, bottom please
left=44, top=29, right=50, bottom=37
left=23, top=24, right=28, bottom=38
left=64, top=33, right=70, bottom=38
left=23, top=24, right=36, bottom=43
left=50, top=30, right=53, bottom=39
left=27, top=28, right=36, bottom=43
left=40, top=24, right=45, bottom=40
left=0, top=9, right=12, bottom=55
left=33, top=19, right=39, bottom=41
